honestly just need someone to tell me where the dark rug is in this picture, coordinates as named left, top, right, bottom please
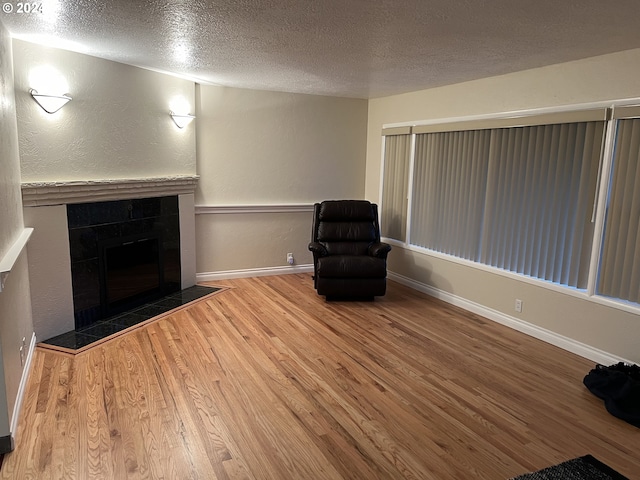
left=510, top=455, right=629, bottom=480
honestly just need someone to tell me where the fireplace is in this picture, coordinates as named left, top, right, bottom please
left=68, top=196, right=181, bottom=329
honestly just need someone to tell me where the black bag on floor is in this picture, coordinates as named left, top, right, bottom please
left=583, top=362, right=640, bottom=428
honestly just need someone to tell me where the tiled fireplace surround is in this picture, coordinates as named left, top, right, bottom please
left=67, top=195, right=182, bottom=329
left=22, top=176, right=199, bottom=343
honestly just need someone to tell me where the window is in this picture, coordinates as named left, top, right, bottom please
left=380, top=128, right=411, bottom=241
left=480, top=121, right=604, bottom=289
left=381, top=105, right=640, bottom=308
left=410, top=129, right=490, bottom=260
left=597, top=109, right=640, bottom=304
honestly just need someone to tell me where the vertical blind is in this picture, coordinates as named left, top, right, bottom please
left=598, top=117, right=640, bottom=303
left=381, top=132, right=411, bottom=241
left=480, top=122, right=604, bottom=288
left=410, top=129, right=491, bottom=260
left=381, top=109, right=625, bottom=299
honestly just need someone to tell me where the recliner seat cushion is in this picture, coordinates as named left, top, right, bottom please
left=322, top=241, right=372, bottom=256
left=317, top=221, right=377, bottom=243
left=317, top=255, right=387, bottom=278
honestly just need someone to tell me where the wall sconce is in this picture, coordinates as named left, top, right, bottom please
left=170, top=111, right=195, bottom=128
left=30, top=88, right=72, bottom=114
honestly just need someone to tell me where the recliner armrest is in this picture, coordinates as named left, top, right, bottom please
left=368, top=242, right=392, bottom=259
left=308, top=242, right=328, bottom=257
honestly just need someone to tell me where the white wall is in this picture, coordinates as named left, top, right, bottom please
left=22, top=205, right=74, bottom=341
left=0, top=21, right=35, bottom=449
left=179, top=194, right=197, bottom=288
left=196, top=211, right=314, bottom=273
left=366, top=49, right=640, bottom=363
left=13, top=39, right=196, bottom=182
left=196, top=86, right=368, bottom=274
left=12, top=40, right=197, bottom=340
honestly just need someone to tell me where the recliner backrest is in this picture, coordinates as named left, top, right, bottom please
left=313, top=200, right=381, bottom=256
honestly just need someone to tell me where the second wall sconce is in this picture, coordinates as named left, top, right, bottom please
left=30, top=89, right=72, bottom=114
left=170, top=111, right=196, bottom=128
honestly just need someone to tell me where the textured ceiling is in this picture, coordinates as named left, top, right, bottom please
left=4, top=0, right=640, bottom=98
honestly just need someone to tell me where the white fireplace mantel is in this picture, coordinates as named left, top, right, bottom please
left=21, top=175, right=199, bottom=207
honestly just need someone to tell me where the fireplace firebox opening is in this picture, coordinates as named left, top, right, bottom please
left=99, top=233, right=164, bottom=318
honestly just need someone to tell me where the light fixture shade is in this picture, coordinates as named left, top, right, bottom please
left=30, top=89, right=72, bottom=114
left=170, top=111, right=196, bottom=128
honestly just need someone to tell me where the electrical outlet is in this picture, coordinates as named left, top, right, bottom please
left=286, top=253, right=294, bottom=265
left=515, top=299, right=523, bottom=313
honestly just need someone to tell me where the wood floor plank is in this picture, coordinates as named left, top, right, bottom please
left=2, top=274, right=639, bottom=479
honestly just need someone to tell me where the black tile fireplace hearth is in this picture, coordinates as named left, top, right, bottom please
left=67, top=196, right=181, bottom=329
left=42, top=285, right=220, bottom=350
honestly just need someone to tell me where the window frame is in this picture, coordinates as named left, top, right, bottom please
left=379, top=100, right=640, bottom=316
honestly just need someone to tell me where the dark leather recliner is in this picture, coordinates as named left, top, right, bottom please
left=308, top=200, right=391, bottom=298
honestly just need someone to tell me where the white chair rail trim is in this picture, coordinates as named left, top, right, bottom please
left=0, top=228, right=34, bottom=293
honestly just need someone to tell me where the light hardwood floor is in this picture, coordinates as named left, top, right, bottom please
left=2, top=274, right=639, bottom=479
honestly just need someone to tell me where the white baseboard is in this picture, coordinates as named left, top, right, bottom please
left=197, top=264, right=313, bottom=282
left=388, top=272, right=632, bottom=366
left=11, top=332, right=36, bottom=442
